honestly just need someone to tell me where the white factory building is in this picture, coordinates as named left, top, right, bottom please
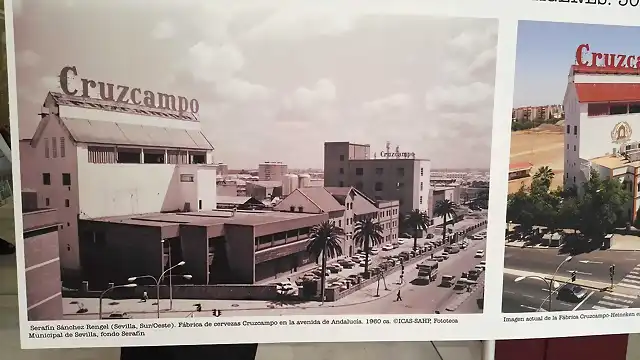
left=19, top=92, right=217, bottom=281
left=564, top=64, right=640, bottom=222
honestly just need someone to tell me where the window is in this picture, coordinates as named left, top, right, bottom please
left=573, top=145, right=576, bottom=151
left=419, top=196, right=423, bottom=204
left=566, top=125, right=570, bottom=134
left=143, top=150, right=165, bottom=164
left=190, top=153, right=206, bottom=164
left=180, top=174, right=195, bottom=182
left=573, top=126, right=577, bottom=135
left=339, top=155, right=345, bottom=161
left=375, top=168, right=383, bottom=175
left=117, top=148, right=141, bottom=164
left=45, top=198, right=50, bottom=206
left=396, top=167, right=405, bottom=176
left=355, top=168, right=363, bottom=176
left=51, top=137, right=57, bottom=158
left=567, top=144, right=569, bottom=150
left=588, top=103, right=609, bottom=116
left=199, top=200, right=203, bottom=210
left=65, top=199, right=70, bottom=207
left=339, top=181, right=344, bottom=187
left=338, top=220, right=342, bottom=227
left=610, top=104, right=628, bottom=115
left=566, top=173, right=569, bottom=179
left=374, top=182, right=383, bottom=191
left=420, top=182, right=423, bottom=191
left=62, top=173, right=71, bottom=186
left=60, top=137, right=66, bottom=158
left=420, top=167, right=424, bottom=176
left=631, top=103, right=640, bottom=113
left=573, top=176, right=576, bottom=182
left=42, top=173, right=51, bottom=185
left=44, top=138, right=49, bottom=158
left=339, top=168, right=344, bottom=174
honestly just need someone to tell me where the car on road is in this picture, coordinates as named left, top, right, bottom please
left=471, top=235, right=483, bottom=241
left=382, top=244, right=394, bottom=251
left=397, top=238, right=409, bottom=245
left=445, top=245, right=460, bottom=254
left=467, top=269, right=480, bottom=281
left=369, top=248, right=380, bottom=255
left=454, top=279, right=470, bottom=290
left=557, top=284, right=588, bottom=303
left=440, top=275, right=456, bottom=287
left=337, top=259, right=355, bottom=268
left=440, top=252, right=450, bottom=260
left=478, top=261, right=486, bottom=270
left=475, top=250, right=485, bottom=258
left=351, top=256, right=363, bottom=264
left=392, top=242, right=400, bottom=249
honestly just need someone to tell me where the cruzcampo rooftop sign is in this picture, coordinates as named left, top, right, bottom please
left=58, top=66, right=200, bottom=114
left=575, top=44, right=640, bottom=69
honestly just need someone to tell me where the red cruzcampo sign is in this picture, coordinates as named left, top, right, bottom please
left=575, top=43, right=640, bottom=69
left=59, top=66, right=199, bottom=114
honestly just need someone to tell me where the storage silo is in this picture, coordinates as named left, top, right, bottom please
left=298, top=174, right=311, bottom=188
left=282, top=174, right=299, bottom=196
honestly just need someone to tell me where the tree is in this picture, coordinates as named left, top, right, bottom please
left=506, top=185, right=537, bottom=235
left=532, top=166, right=554, bottom=190
left=353, top=217, right=384, bottom=276
left=306, top=221, right=344, bottom=304
left=470, top=189, right=489, bottom=209
left=557, top=197, right=580, bottom=233
left=433, top=199, right=457, bottom=244
left=403, top=209, right=430, bottom=251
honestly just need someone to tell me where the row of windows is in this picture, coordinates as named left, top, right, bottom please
left=87, top=146, right=207, bottom=165
left=565, top=124, right=578, bottom=135
left=42, top=195, right=70, bottom=208
left=588, top=103, right=640, bottom=117
left=44, top=137, right=66, bottom=159
left=566, top=144, right=577, bottom=151
left=355, top=167, right=406, bottom=177
left=42, top=172, right=72, bottom=186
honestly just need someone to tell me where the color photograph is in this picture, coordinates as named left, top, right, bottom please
left=504, top=20, right=640, bottom=313
left=11, top=1, right=497, bottom=344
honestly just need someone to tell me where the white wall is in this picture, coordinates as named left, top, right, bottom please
left=564, top=84, right=580, bottom=187
left=417, top=160, right=431, bottom=213
left=579, top=112, right=640, bottom=160
left=77, top=146, right=215, bottom=217
left=197, top=166, right=217, bottom=210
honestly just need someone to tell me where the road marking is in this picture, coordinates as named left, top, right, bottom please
left=573, top=291, right=594, bottom=311
left=618, top=283, right=640, bottom=290
left=541, top=288, right=550, bottom=292
left=523, top=294, right=534, bottom=298
left=520, top=305, right=538, bottom=311
left=567, top=270, right=592, bottom=276
left=626, top=275, right=640, bottom=280
left=598, top=301, right=626, bottom=308
left=622, top=279, right=640, bottom=284
left=603, top=296, right=634, bottom=304
left=609, top=292, right=637, bottom=299
left=630, top=271, right=640, bottom=275
left=504, top=290, right=517, bottom=295
left=592, top=305, right=609, bottom=310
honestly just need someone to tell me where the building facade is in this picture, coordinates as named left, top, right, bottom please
left=509, top=162, right=533, bottom=181
left=323, top=142, right=430, bottom=215
left=22, top=190, right=63, bottom=320
left=19, top=92, right=217, bottom=283
left=258, top=162, right=288, bottom=181
left=564, top=64, right=640, bottom=222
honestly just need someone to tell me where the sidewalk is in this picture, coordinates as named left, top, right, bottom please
left=505, top=240, right=550, bottom=249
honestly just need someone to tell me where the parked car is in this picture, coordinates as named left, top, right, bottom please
left=440, top=252, right=450, bottom=260
left=475, top=250, right=485, bottom=258
left=478, top=261, right=486, bottom=270
left=426, top=233, right=435, bottom=239
left=440, top=275, right=456, bottom=287
left=382, top=244, right=394, bottom=251
left=105, top=311, right=132, bottom=320
left=392, top=242, right=400, bottom=249
left=369, top=248, right=380, bottom=255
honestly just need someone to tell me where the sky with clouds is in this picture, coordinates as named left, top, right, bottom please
left=11, top=0, right=498, bottom=169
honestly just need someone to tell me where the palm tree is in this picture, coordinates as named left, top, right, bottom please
left=403, top=209, right=430, bottom=251
left=434, top=199, right=458, bottom=244
left=353, top=217, right=384, bottom=276
left=306, top=221, right=344, bottom=304
left=533, top=166, right=554, bottom=190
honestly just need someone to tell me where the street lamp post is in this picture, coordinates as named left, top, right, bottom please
left=515, top=256, right=572, bottom=312
left=98, top=283, right=137, bottom=319
left=128, top=261, right=189, bottom=318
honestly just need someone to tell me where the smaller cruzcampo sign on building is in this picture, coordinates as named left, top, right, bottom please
left=379, top=151, right=416, bottom=159
left=58, top=66, right=200, bottom=115
left=575, top=44, right=640, bottom=69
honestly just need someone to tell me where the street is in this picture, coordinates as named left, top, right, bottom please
left=503, top=247, right=640, bottom=313
left=63, top=225, right=486, bottom=319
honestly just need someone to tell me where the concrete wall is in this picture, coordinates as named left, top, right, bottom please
left=224, top=224, right=256, bottom=283
left=179, top=225, right=209, bottom=284
left=77, top=150, right=215, bottom=217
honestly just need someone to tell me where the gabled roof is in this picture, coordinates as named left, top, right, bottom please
left=48, top=92, right=198, bottom=121
left=298, top=187, right=344, bottom=213
left=324, top=186, right=379, bottom=215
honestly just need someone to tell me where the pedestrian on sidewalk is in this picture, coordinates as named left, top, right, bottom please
left=396, top=289, right=403, bottom=302
left=141, top=291, right=148, bottom=302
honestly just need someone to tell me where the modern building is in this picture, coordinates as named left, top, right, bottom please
left=19, top=92, right=216, bottom=283
left=22, top=190, right=63, bottom=320
left=323, top=142, right=430, bottom=215
left=428, top=186, right=461, bottom=219
left=564, top=63, right=640, bottom=222
left=509, top=162, right=534, bottom=181
left=258, top=162, right=288, bottom=181
left=375, top=199, right=401, bottom=243
left=78, top=209, right=326, bottom=287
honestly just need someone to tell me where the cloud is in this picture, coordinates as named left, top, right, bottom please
left=362, top=93, right=412, bottom=113
left=425, top=82, right=494, bottom=113
left=216, top=78, right=271, bottom=102
left=152, top=21, right=176, bottom=39
left=243, top=7, right=360, bottom=40
left=283, top=78, right=336, bottom=110
left=186, top=42, right=244, bottom=83
left=16, top=50, right=40, bottom=67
